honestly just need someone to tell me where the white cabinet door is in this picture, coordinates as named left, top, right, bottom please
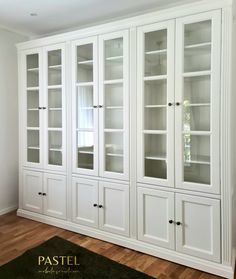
left=99, top=30, right=129, bottom=181
left=22, top=49, right=44, bottom=169
left=71, top=37, right=99, bottom=176
left=137, top=20, right=175, bottom=187
left=175, top=194, right=220, bottom=262
left=23, top=170, right=43, bottom=213
left=175, top=11, right=221, bottom=193
left=43, top=173, right=67, bottom=220
left=137, top=186, right=175, bottom=249
left=99, top=181, right=129, bottom=236
left=43, top=44, right=66, bottom=172
left=72, top=177, right=99, bottom=228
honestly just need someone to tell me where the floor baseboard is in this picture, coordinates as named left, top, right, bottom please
left=0, top=205, right=18, bottom=216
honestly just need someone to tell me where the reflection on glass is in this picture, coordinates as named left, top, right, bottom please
left=144, top=80, right=167, bottom=106
left=77, top=132, right=94, bottom=169
left=48, top=131, right=62, bottom=166
left=27, top=54, right=39, bottom=88
left=105, top=132, right=123, bottom=173
left=77, top=44, right=93, bottom=83
left=48, top=50, right=62, bottom=86
left=27, top=130, right=39, bottom=163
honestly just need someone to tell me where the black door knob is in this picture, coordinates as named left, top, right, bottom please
left=168, top=103, right=173, bottom=106
left=98, top=205, right=103, bottom=208
left=93, top=204, right=98, bottom=207
left=169, top=220, right=174, bottom=224
left=38, top=192, right=42, bottom=195
left=176, top=102, right=180, bottom=106
left=42, top=193, right=47, bottom=196
left=176, top=221, right=181, bottom=226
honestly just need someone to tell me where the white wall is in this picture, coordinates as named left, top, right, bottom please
left=0, top=28, right=27, bottom=215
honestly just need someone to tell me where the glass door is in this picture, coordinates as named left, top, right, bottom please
left=99, top=30, right=129, bottom=180
left=137, top=21, right=175, bottom=187
left=72, top=37, right=98, bottom=175
left=175, top=11, right=221, bottom=193
left=24, top=49, right=43, bottom=168
left=44, top=44, right=66, bottom=171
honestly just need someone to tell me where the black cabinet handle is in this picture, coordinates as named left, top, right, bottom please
left=38, top=107, right=42, bottom=110
left=176, top=102, right=181, bottom=106
left=168, top=103, right=173, bottom=106
left=176, top=221, right=181, bottom=226
left=98, top=205, right=103, bottom=208
left=93, top=105, right=98, bottom=108
left=38, top=192, right=42, bottom=195
left=42, top=107, right=47, bottom=110
left=98, top=105, right=103, bottom=108
left=169, top=220, right=174, bottom=224
left=93, top=204, right=98, bottom=207
left=42, top=193, right=47, bottom=196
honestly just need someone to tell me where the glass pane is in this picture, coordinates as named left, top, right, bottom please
left=184, top=20, right=212, bottom=72
left=48, top=88, right=62, bottom=108
left=27, top=54, right=39, bottom=87
left=77, top=132, right=94, bottom=169
left=105, top=132, right=123, bottom=173
left=184, top=20, right=211, bottom=46
left=145, top=30, right=167, bottom=77
left=105, top=38, right=123, bottom=80
left=105, top=84, right=123, bottom=106
left=27, top=90, right=39, bottom=128
left=48, top=110, right=62, bottom=128
left=183, top=134, right=210, bottom=184
left=27, top=130, right=39, bottom=163
left=48, top=131, right=62, bottom=166
left=105, top=108, right=123, bottom=129
left=77, top=44, right=93, bottom=83
left=144, top=107, right=166, bottom=130
left=77, top=86, right=94, bottom=129
left=184, top=76, right=210, bottom=104
left=48, top=50, right=62, bottom=86
left=183, top=104, right=210, bottom=131
left=144, top=134, right=166, bottom=179
left=144, top=80, right=167, bottom=106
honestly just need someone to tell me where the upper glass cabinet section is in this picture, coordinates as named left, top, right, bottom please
left=175, top=11, right=221, bottom=193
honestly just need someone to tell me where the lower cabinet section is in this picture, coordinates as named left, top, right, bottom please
left=137, top=186, right=221, bottom=263
left=72, top=177, right=129, bottom=237
left=23, top=170, right=67, bottom=220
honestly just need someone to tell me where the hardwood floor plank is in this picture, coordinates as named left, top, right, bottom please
left=0, top=211, right=233, bottom=279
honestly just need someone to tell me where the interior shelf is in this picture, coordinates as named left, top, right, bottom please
left=106, top=153, right=123, bottom=157
left=27, top=68, right=39, bottom=72
left=78, top=60, right=93, bottom=65
left=27, top=146, right=40, bottom=150
left=184, top=155, right=210, bottom=165
left=49, top=148, right=62, bottom=152
left=145, top=49, right=167, bottom=55
left=143, top=130, right=167, bottom=134
left=27, top=108, right=39, bottom=111
left=106, top=55, right=123, bottom=61
left=49, top=108, right=62, bottom=111
left=105, top=106, right=123, bottom=109
left=145, top=105, right=167, bottom=108
left=47, top=127, right=62, bottom=131
left=145, top=154, right=166, bottom=161
left=184, top=42, right=211, bottom=49
left=183, top=71, right=211, bottom=77
left=76, top=82, right=94, bottom=87
left=144, top=75, right=167, bottom=81
left=27, top=127, right=40, bottom=130
left=184, top=103, right=210, bottom=107
left=27, top=87, right=39, bottom=91
left=48, top=65, right=62, bottom=70
left=104, top=79, right=123, bottom=85
left=104, top=129, right=124, bottom=132
left=78, top=146, right=94, bottom=155
left=48, top=85, right=62, bottom=89
left=182, top=131, right=211, bottom=135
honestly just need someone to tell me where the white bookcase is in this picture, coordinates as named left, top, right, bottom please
left=17, top=1, right=236, bottom=278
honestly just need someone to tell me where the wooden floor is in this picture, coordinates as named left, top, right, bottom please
left=0, top=211, right=233, bottom=279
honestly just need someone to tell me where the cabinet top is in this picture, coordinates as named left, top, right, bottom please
left=17, top=0, right=231, bottom=51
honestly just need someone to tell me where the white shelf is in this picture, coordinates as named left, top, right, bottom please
left=184, top=42, right=211, bottom=49
left=48, top=65, right=62, bottom=70
left=76, top=128, right=93, bottom=132
left=78, top=60, right=93, bottom=65
left=184, top=103, right=210, bottom=107
left=144, top=105, right=167, bottom=108
left=76, top=82, right=94, bottom=87
left=104, top=129, right=124, bottom=133
left=47, top=128, right=62, bottom=131
left=182, top=131, right=211, bottom=135
left=105, top=106, right=123, bottom=109
left=106, top=56, right=123, bottom=61
left=183, top=71, right=211, bottom=78
left=49, top=108, right=62, bottom=111
left=27, top=127, right=40, bottom=130
left=104, top=79, right=123, bottom=85
left=27, top=108, right=39, bottom=111
left=27, top=146, right=40, bottom=150
left=145, top=154, right=166, bottom=161
left=27, top=67, right=39, bottom=72
left=27, top=87, right=39, bottom=91
left=143, top=130, right=167, bottom=134
left=49, top=148, right=62, bottom=152
left=145, top=49, right=167, bottom=55
left=185, top=155, right=210, bottom=165
left=48, top=85, right=62, bottom=89
left=144, top=75, right=167, bottom=81
left=78, top=146, right=94, bottom=155
left=106, top=153, right=123, bottom=157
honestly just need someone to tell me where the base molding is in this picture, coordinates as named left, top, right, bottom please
left=17, top=209, right=234, bottom=279
left=0, top=205, right=18, bottom=216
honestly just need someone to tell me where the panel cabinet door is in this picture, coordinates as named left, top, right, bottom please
left=99, top=181, right=129, bottom=236
left=72, top=177, right=99, bottom=228
left=71, top=37, right=99, bottom=176
left=99, top=30, right=129, bottom=181
left=137, top=21, right=175, bottom=187
left=22, top=49, right=44, bottom=169
left=43, top=43, right=66, bottom=172
left=23, top=170, right=43, bottom=213
left=175, top=11, right=221, bottom=193
left=175, top=194, right=220, bottom=262
left=43, top=173, right=67, bottom=220
left=137, top=186, right=175, bottom=249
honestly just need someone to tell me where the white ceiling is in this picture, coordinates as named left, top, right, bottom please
left=0, top=0, right=198, bottom=37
